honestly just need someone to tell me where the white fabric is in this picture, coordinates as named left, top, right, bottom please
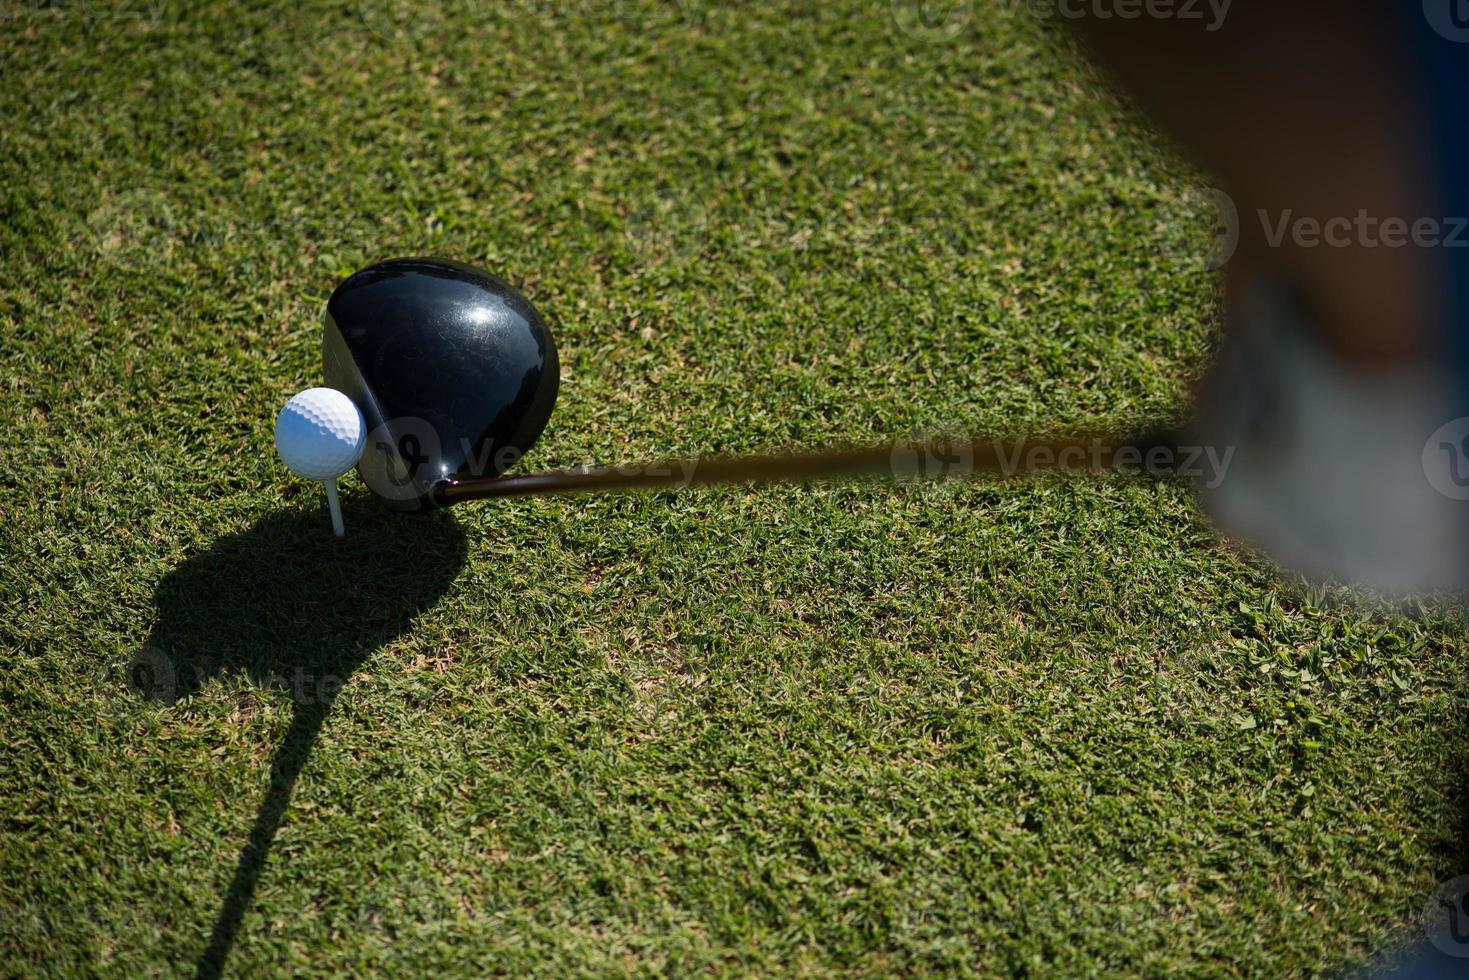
left=1191, top=283, right=1469, bottom=594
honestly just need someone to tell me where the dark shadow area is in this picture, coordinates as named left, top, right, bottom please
left=132, top=501, right=467, bottom=980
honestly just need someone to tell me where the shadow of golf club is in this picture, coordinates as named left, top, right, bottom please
left=130, top=501, right=467, bottom=980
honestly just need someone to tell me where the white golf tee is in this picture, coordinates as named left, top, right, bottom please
left=324, top=480, right=345, bottom=537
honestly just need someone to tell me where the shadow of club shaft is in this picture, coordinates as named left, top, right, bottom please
left=194, top=699, right=332, bottom=980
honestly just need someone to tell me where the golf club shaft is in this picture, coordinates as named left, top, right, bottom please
left=435, top=428, right=1182, bottom=505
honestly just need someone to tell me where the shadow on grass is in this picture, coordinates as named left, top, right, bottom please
left=133, top=501, right=467, bottom=980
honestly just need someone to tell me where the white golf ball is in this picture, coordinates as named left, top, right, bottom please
left=275, top=387, right=366, bottom=481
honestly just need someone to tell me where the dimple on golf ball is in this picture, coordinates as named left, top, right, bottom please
left=275, top=387, right=366, bottom=481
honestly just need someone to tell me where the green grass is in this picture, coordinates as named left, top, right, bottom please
left=3, top=1, right=1467, bottom=975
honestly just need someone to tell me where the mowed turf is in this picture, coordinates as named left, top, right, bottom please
left=3, top=1, right=1467, bottom=975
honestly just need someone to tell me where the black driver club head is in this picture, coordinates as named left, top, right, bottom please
left=323, top=258, right=559, bottom=511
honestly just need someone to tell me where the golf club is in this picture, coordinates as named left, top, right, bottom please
left=287, top=258, right=1186, bottom=519
left=432, top=429, right=1185, bottom=506
left=321, top=257, right=560, bottom=512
